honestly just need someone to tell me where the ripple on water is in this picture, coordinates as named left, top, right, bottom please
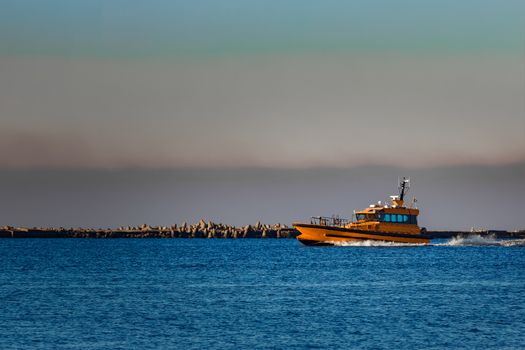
left=0, top=239, right=523, bottom=349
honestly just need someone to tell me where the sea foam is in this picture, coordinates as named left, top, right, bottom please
left=333, top=240, right=425, bottom=247
left=332, top=234, right=525, bottom=247
left=436, top=234, right=525, bottom=247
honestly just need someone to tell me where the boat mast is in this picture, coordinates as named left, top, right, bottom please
left=399, top=177, right=410, bottom=201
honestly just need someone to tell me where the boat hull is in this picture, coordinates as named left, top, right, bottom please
left=294, top=223, right=430, bottom=245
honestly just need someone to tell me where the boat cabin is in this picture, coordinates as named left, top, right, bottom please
left=352, top=177, right=419, bottom=226
left=354, top=209, right=418, bottom=225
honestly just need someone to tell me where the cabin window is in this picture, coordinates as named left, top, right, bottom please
left=356, top=214, right=366, bottom=221
left=376, top=213, right=417, bottom=224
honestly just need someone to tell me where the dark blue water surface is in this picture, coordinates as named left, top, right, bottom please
left=1, top=239, right=524, bottom=349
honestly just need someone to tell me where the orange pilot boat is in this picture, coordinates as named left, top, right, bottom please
left=293, top=178, right=430, bottom=246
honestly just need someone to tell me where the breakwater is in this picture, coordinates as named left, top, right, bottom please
left=1, top=221, right=523, bottom=239
left=0, top=221, right=297, bottom=239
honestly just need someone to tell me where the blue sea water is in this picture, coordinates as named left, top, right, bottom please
left=1, top=238, right=524, bottom=349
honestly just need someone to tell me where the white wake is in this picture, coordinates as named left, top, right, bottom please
left=437, top=234, right=501, bottom=246
left=434, top=234, right=525, bottom=247
left=331, top=234, right=525, bottom=247
left=332, top=240, right=425, bottom=247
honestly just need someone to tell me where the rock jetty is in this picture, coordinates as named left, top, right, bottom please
left=0, top=222, right=523, bottom=239
left=0, top=220, right=299, bottom=239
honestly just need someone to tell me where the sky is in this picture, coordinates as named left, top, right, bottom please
left=1, top=165, right=524, bottom=230
left=0, top=0, right=524, bottom=228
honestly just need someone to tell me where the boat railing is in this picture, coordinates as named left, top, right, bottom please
left=310, top=216, right=351, bottom=227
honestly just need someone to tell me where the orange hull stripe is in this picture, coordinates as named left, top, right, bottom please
left=295, top=225, right=429, bottom=244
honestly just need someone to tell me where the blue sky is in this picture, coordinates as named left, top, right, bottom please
left=1, top=0, right=524, bottom=57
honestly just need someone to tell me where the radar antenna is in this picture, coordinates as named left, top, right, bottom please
left=398, top=177, right=410, bottom=201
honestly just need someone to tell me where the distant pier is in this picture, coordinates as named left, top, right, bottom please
left=0, top=221, right=297, bottom=239
left=1, top=221, right=524, bottom=239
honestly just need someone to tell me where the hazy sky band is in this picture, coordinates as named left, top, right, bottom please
left=1, top=0, right=524, bottom=169
left=2, top=53, right=523, bottom=169
left=1, top=0, right=524, bottom=58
